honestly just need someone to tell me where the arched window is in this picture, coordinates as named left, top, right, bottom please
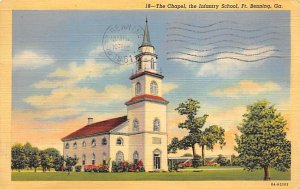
left=135, top=82, right=141, bottom=96
left=116, top=151, right=124, bottom=163
left=133, top=119, right=139, bottom=132
left=138, top=61, right=142, bottom=70
left=91, top=139, right=96, bottom=147
left=82, top=154, right=86, bottom=165
left=92, top=153, right=96, bottom=165
left=103, top=152, right=107, bottom=165
left=74, top=154, right=77, bottom=159
left=151, top=58, right=155, bottom=69
left=73, top=142, right=77, bottom=149
left=102, top=137, right=107, bottom=145
left=153, top=118, right=160, bottom=132
left=82, top=141, right=86, bottom=148
left=133, top=151, right=139, bottom=163
left=65, top=143, right=69, bottom=149
left=116, top=137, right=124, bottom=145
left=150, top=81, right=158, bottom=95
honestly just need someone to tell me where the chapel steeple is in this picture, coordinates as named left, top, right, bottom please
left=134, top=18, right=158, bottom=74
left=140, top=17, right=153, bottom=48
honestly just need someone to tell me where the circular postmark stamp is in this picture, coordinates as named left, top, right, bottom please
left=102, top=24, right=144, bottom=65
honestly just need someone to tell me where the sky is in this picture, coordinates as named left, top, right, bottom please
left=12, top=11, right=290, bottom=156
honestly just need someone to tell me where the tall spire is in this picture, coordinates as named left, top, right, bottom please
left=140, top=17, right=152, bottom=47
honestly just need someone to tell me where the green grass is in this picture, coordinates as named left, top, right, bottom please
left=12, top=168, right=290, bottom=181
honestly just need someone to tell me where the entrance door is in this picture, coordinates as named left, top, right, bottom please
left=154, top=154, right=161, bottom=169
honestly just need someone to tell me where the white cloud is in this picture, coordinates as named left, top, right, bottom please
left=197, top=46, right=275, bottom=78
left=13, top=50, right=54, bottom=70
left=210, top=80, right=281, bottom=98
left=89, top=45, right=104, bottom=57
left=162, top=82, right=179, bottom=95
left=25, top=84, right=131, bottom=110
left=34, top=59, right=110, bottom=88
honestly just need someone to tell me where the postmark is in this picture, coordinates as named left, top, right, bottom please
left=102, top=24, right=144, bottom=65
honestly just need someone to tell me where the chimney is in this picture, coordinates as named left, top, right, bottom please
left=88, top=118, right=93, bottom=125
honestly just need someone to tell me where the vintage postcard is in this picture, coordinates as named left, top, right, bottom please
left=0, top=0, right=299, bottom=189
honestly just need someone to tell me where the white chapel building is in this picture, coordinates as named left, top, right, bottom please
left=62, top=19, right=169, bottom=171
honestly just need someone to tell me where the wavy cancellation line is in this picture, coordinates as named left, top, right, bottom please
left=167, top=55, right=283, bottom=64
left=166, top=20, right=241, bottom=29
left=181, top=46, right=279, bottom=52
left=166, top=38, right=279, bottom=47
left=171, top=22, right=284, bottom=31
left=166, top=49, right=280, bottom=58
left=166, top=26, right=267, bottom=34
left=166, top=32, right=279, bottom=42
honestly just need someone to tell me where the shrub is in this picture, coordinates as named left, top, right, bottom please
left=75, top=165, right=81, bottom=172
left=112, top=160, right=144, bottom=172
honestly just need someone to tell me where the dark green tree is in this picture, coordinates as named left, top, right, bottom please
left=231, top=154, right=240, bottom=166
left=235, top=100, right=291, bottom=180
left=44, top=148, right=60, bottom=170
left=11, top=143, right=27, bottom=172
left=168, top=98, right=225, bottom=167
left=40, top=150, right=52, bottom=172
left=53, top=155, right=64, bottom=171
left=28, top=147, right=40, bottom=172
left=167, top=137, right=180, bottom=154
left=216, top=154, right=230, bottom=166
left=199, top=125, right=225, bottom=165
left=64, top=156, right=78, bottom=175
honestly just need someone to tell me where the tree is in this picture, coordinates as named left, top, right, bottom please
left=53, top=155, right=64, bottom=171
left=40, top=151, right=52, bottom=172
left=11, top=143, right=27, bottom=172
left=23, top=142, right=33, bottom=169
left=28, top=147, right=40, bottom=172
left=235, top=100, right=291, bottom=180
left=199, top=125, right=225, bottom=165
left=64, top=156, right=78, bottom=175
left=216, top=154, right=230, bottom=166
left=167, top=137, right=180, bottom=154
left=44, top=148, right=60, bottom=170
left=231, top=154, right=240, bottom=166
left=168, top=98, right=225, bottom=167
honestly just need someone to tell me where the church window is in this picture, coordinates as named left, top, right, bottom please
left=103, top=152, right=107, bottom=165
left=91, top=139, right=96, bottom=147
left=133, top=119, right=139, bottom=132
left=82, top=141, right=86, bottom=148
left=82, top=154, right=86, bottom=165
left=65, top=143, right=69, bottom=149
left=138, top=61, right=142, bottom=70
left=116, top=151, right=124, bottom=163
left=135, top=82, right=141, bottom=96
left=73, top=142, right=77, bottom=149
left=102, top=137, right=107, bottom=145
left=150, top=81, right=158, bottom=95
left=151, top=58, right=155, bottom=69
left=92, top=153, right=96, bottom=165
left=74, top=154, right=77, bottom=159
left=153, top=118, right=160, bottom=132
left=133, top=151, right=139, bottom=163
left=116, top=137, right=124, bottom=145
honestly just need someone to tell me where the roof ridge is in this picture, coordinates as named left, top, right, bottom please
left=61, top=115, right=127, bottom=141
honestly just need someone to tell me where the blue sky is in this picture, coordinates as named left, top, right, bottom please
left=12, top=11, right=290, bottom=153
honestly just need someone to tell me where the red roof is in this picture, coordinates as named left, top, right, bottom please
left=125, top=94, right=168, bottom=105
left=61, top=116, right=127, bottom=141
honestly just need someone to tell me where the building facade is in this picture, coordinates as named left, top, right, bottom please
left=62, top=19, right=169, bottom=171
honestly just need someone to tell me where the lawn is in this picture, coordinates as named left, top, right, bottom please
left=12, top=167, right=290, bottom=181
